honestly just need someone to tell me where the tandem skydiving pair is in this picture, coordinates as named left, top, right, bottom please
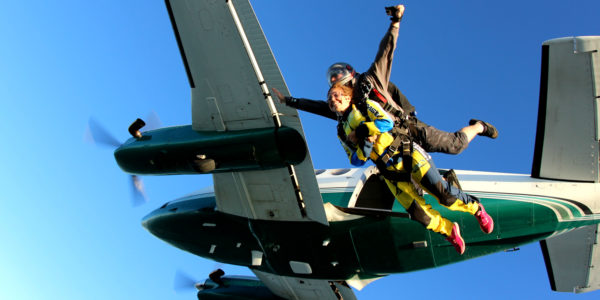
left=273, top=4, right=496, bottom=254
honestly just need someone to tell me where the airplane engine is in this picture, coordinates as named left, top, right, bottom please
left=193, top=270, right=282, bottom=300
left=114, top=125, right=306, bottom=175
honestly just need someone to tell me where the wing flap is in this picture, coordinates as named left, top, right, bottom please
left=168, top=0, right=268, bottom=130
left=168, top=0, right=299, bottom=131
left=214, top=169, right=305, bottom=222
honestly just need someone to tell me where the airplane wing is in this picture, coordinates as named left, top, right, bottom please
left=252, top=270, right=358, bottom=300
left=165, top=0, right=327, bottom=226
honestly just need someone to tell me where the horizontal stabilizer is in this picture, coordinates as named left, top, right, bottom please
left=541, top=224, right=600, bottom=293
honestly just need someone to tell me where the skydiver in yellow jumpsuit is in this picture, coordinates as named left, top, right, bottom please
left=329, top=82, right=494, bottom=254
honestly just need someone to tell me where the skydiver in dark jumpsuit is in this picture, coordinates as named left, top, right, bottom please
left=272, top=19, right=498, bottom=156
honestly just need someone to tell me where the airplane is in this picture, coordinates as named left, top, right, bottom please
left=99, top=0, right=600, bottom=299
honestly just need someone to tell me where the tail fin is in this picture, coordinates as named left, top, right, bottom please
left=531, top=36, right=600, bottom=182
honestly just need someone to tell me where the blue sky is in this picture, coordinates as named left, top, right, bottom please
left=1, top=0, right=599, bottom=299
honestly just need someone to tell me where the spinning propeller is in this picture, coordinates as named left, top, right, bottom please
left=86, top=112, right=162, bottom=206
left=174, top=268, right=226, bottom=293
left=174, top=269, right=201, bottom=293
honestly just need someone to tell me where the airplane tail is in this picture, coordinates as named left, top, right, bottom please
left=531, top=36, right=600, bottom=183
left=532, top=36, right=600, bottom=293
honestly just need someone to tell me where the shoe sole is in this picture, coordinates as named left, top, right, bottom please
left=477, top=205, right=494, bottom=234
left=470, top=119, right=498, bottom=139
left=479, top=218, right=494, bottom=234
left=452, top=223, right=465, bottom=255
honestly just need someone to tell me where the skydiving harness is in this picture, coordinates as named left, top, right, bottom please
left=376, top=126, right=413, bottom=182
left=340, top=74, right=416, bottom=182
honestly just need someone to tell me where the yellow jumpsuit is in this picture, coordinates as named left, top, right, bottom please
left=338, top=100, right=480, bottom=236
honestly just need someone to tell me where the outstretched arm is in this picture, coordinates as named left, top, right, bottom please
left=272, top=87, right=337, bottom=120
left=361, top=5, right=405, bottom=104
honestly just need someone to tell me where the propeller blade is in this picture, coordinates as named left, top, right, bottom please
left=174, top=270, right=198, bottom=293
left=87, top=117, right=154, bottom=206
left=87, top=118, right=122, bottom=148
left=142, top=111, right=163, bottom=132
left=130, top=175, right=148, bottom=206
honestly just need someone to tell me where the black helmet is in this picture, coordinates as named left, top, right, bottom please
left=326, top=62, right=356, bottom=87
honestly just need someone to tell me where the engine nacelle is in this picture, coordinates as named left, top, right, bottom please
left=196, top=275, right=281, bottom=300
left=114, top=125, right=306, bottom=175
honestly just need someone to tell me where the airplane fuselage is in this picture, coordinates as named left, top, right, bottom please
left=142, top=169, right=600, bottom=281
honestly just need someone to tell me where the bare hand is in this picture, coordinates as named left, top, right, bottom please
left=272, top=87, right=286, bottom=104
left=367, top=135, right=377, bottom=143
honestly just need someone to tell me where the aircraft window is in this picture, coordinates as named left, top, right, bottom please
left=331, top=168, right=351, bottom=175
left=315, top=169, right=326, bottom=175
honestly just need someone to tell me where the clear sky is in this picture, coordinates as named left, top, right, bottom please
left=1, top=0, right=599, bottom=299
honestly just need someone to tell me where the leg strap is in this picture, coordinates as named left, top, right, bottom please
left=376, top=134, right=413, bottom=182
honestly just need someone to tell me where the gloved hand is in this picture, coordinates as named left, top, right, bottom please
left=385, top=5, right=405, bottom=22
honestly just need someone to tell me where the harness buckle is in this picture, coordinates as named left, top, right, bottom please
left=388, top=144, right=398, bottom=155
left=402, top=140, right=411, bottom=156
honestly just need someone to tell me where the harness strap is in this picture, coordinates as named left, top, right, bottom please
left=376, top=130, right=413, bottom=182
left=371, top=87, right=388, bottom=104
left=382, top=102, right=406, bottom=119
left=343, top=77, right=416, bottom=182
left=355, top=73, right=407, bottom=118
left=337, top=121, right=354, bottom=150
